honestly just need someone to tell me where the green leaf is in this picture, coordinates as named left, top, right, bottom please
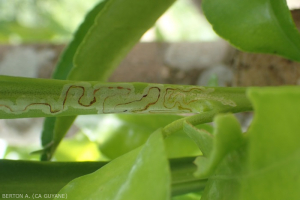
left=98, top=114, right=182, bottom=159
left=194, top=114, right=244, bottom=178
left=183, top=121, right=213, bottom=157
left=57, top=129, right=171, bottom=200
left=41, top=116, right=76, bottom=161
left=194, top=87, right=300, bottom=200
left=202, top=0, right=300, bottom=61
left=240, top=87, right=300, bottom=200
left=68, top=0, right=176, bottom=81
left=164, top=130, right=207, bottom=159
left=41, top=117, right=56, bottom=148
left=95, top=114, right=211, bottom=159
left=193, top=114, right=246, bottom=200
left=51, top=1, right=108, bottom=80
left=200, top=144, right=247, bottom=200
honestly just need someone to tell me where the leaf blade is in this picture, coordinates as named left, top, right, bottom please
left=203, top=0, right=300, bottom=61
left=194, top=114, right=246, bottom=200
left=183, top=121, right=213, bottom=157
left=56, top=129, right=171, bottom=200
left=51, top=0, right=109, bottom=80
left=69, top=0, right=176, bottom=81
left=240, top=87, right=300, bottom=200
left=196, top=87, right=300, bottom=200
left=194, top=114, right=244, bottom=178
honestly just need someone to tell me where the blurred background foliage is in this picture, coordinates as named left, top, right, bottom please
left=0, top=0, right=99, bottom=43
left=0, top=0, right=218, bottom=44
left=0, top=0, right=217, bottom=163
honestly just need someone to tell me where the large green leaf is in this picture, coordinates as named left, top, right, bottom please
left=240, top=87, right=300, bottom=200
left=56, top=129, right=170, bottom=200
left=202, top=0, right=300, bottom=61
left=191, top=86, right=300, bottom=200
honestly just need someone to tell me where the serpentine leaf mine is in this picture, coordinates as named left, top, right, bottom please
left=0, top=82, right=236, bottom=116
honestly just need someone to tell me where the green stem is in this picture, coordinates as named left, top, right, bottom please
left=0, top=76, right=252, bottom=119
